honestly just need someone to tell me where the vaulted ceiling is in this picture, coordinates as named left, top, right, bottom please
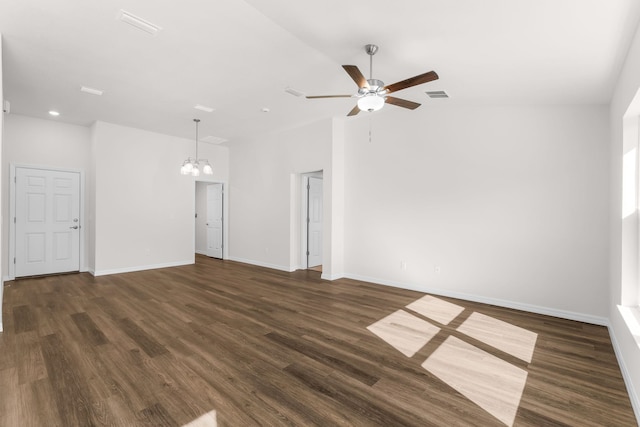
left=1, top=0, right=639, bottom=142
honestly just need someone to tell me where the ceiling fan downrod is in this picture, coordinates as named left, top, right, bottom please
left=365, top=44, right=378, bottom=80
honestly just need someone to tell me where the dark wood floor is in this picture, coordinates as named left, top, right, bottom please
left=0, top=255, right=636, bottom=426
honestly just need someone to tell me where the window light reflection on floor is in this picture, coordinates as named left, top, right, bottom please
left=367, top=295, right=538, bottom=427
left=182, top=410, right=217, bottom=427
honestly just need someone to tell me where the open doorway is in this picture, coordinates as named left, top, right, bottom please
left=301, top=171, right=323, bottom=271
left=195, top=181, right=224, bottom=259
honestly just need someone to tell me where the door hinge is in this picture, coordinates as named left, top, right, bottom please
left=306, top=251, right=310, bottom=256
left=14, top=217, right=16, bottom=224
left=307, top=184, right=310, bottom=190
left=306, top=217, right=310, bottom=223
left=13, top=257, right=16, bottom=264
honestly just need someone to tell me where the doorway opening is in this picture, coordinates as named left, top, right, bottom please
left=195, top=181, right=225, bottom=259
left=301, top=171, right=323, bottom=271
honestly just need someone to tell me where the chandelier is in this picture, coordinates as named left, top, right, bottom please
left=180, top=118, right=213, bottom=176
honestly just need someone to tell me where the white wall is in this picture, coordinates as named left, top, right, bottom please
left=195, top=181, right=207, bottom=254
left=229, top=118, right=339, bottom=274
left=0, top=33, right=4, bottom=332
left=610, top=16, right=640, bottom=420
left=91, top=121, right=229, bottom=275
left=344, top=104, right=610, bottom=322
left=2, top=114, right=92, bottom=277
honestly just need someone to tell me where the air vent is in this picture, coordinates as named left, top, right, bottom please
left=426, top=90, right=449, bottom=99
left=285, top=87, right=306, bottom=97
left=194, top=104, right=214, bottom=113
left=81, top=86, right=104, bottom=96
left=117, top=10, right=162, bottom=35
left=201, top=136, right=228, bottom=145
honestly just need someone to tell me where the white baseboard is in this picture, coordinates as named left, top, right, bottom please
left=343, top=273, right=608, bottom=326
left=92, top=260, right=193, bottom=277
left=0, top=321, right=3, bottom=332
left=195, top=250, right=207, bottom=256
left=321, top=272, right=344, bottom=281
left=227, top=256, right=295, bottom=273
left=608, top=320, right=640, bottom=424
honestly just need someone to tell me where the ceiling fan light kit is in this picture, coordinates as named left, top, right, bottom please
left=357, top=93, right=385, bottom=112
left=307, top=44, right=439, bottom=116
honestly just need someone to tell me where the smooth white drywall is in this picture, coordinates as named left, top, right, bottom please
left=344, top=104, right=609, bottom=319
left=91, top=121, right=229, bottom=275
left=195, top=182, right=207, bottom=254
left=229, top=119, right=337, bottom=274
left=0, top=34, right=4, bottom=332
left=2, top=114, right=91, bottom=276
left=610, top=15, right=640, bottom=421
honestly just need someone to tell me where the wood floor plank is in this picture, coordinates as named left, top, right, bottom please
left=71, top=312, right=109, bottom=347
left=0, top=256, right=636, bottom=426
left=118, top=318, right=168, bottom=358
left=40, top=333, right=95, bottom=426
left=140, top=402, right=178, bottom=427
left=13, top=304, right=36, bottom=334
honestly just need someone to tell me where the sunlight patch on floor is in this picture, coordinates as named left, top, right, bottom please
left=182, top=410, right=217, bottom=427
left=457, top=312, right=538, bottom=362
left=367, top=309, right=441, bottom=357
left=422, top=336, right=528, bottom=427
left=367, top=295, right=539, bottom=426
left=406, top=294, right=465, bottom=325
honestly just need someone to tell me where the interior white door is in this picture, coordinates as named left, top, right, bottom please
left=15, top=168, right=80, bottom=277
left=206, top=183, right=223, bottom=259
left=307, top=177, right=323, bottom=268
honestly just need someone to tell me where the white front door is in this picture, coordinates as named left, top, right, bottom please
left=15, top=167, right=80, bottom=277
left=206, top=183, right=223, bottom=259
left=307, top=177, right=323, bottom=268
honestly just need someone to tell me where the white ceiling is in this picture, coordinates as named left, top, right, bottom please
left=1, top=0, right=639, bottom=142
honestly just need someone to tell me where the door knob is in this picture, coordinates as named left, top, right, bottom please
left=70, top=226, right=78, bottom=229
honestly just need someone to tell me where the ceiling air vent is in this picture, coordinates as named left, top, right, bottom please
left=425, top=90, right=449, bottom=99
left=81, top=86, right=104, bottom=96
left=201, top=136, right=228, bottom=145
left=285, top=87, right=306, bottom=97
left=194, top=104, right=215, bottom=113
left=117, top=10, right=162, bottom=35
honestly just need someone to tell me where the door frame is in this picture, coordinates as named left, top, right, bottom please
left=193, top=178, right=228, bottom=260
left=8, top=163, right=86, bottom=280
left=300, top=171, right=323, bottom=269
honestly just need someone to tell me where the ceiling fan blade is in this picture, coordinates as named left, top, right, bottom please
left=385, top=96, right=421, bottom=110
left=347, top=105, right=360, bottom=116
left=306, top=95, right=353, bottom=99
left=342, top=65, right=370, bottom=89
left=383, top=71, right=439, bottom=94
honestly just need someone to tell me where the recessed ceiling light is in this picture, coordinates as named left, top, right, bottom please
left=117, top=10, right=162, bottom=35
left=81, top=86, right=104, bottom=96
left=262, top=107, right=270, bottom=113
left=48, top=110, right=60, bottom=116
left=194, top=104, right=215, bottom=113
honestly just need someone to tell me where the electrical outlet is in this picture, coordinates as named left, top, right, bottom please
left=434, top=266, right=441, bottom=274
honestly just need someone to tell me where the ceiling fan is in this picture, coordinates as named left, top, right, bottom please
left=307, top=44, right=439, bottom=116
